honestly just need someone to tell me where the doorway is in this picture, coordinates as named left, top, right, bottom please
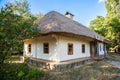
left=90, top=41, right=98, bottom=58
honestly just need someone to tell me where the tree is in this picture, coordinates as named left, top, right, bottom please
left=105, top=0, right=120, bottom=45
left=107, top=17, right=120, bottom=44
left=89, top=0, right=120, bottom=47
left=13, top=0, right=30, bottom=15
left=0, top=2, right=39, bottom=64
left=89, top=16, right=107, bottom=37
left=35, top=12, right=44, bottom=22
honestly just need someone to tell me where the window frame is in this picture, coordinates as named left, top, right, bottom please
left=68, top=43, right=73, bottom=55
left=43, top=43, right=49, bottom=54
left=82, top=44, right=85, bottom=53
left=28, top=44, right=31, bottom=53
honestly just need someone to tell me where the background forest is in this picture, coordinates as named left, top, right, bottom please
left=89, top=0, right=120, bottom=48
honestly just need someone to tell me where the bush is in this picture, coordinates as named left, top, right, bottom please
left=0, top=63, right=44, bottom=80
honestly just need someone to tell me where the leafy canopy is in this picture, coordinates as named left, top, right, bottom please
left=0, top=0, right=42, bottom=64
left=89, top=0, right=120, bottom=47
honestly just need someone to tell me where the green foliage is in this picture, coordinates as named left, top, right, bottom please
left=89, top=0, right=120, bottom=47
left=0, top=63, right=44, bottom=80
left=0, top=61, right=119, bottom=80
left=14, top=0, right=30, bottom=15
left=0, top=0, right=42, bottom=64
left=35, top=12, right=44, bottom=22
left=89, top=16, right=107, bottom=37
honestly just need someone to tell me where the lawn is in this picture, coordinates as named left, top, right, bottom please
left=106, top=54, right=120, bottom=61
left=0, top=56, right=119, bottom=80
left=48, top=61, right=119, bottom=80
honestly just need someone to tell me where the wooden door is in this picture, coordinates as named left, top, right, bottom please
left=90, top=41, right=98, bottom=58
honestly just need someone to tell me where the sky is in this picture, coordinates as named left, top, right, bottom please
left=0, top=0, right=106, bottom=26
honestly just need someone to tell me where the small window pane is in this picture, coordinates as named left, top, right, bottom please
left=82, top=44, right=85, bottom=53
left=43, top=43, right=49, bottom=54
left=68, top=43, right=73, bottom=55
left=28, top=44, right=31, bottom=53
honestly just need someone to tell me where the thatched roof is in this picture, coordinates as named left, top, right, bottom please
left=38, top=11, right=108, bottom=42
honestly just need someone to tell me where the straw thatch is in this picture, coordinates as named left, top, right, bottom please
left=38, top=11, right=108, bottom=42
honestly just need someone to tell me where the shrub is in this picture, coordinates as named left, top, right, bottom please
left=0, top=63, right=44, bottom=80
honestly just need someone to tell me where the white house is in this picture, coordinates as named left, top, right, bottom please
left=24, top=11, right=109, bottom=71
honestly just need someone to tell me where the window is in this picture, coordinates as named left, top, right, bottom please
left=28, top=44, right=31, bottom=53
left=68, top=43, right=73, bottom=55
left=43, top=43, right=49, bottom=54
left=82, top=44, right=85, bottom=53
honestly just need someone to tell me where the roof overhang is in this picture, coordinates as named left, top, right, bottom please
left=38, top=32, right=105, bottom=42
left=103, top=39, right=111, bottom=44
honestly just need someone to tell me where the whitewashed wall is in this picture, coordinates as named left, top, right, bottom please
left=57, top=36, right=90, bottom=61
left=24, top=35, right=59, bottom=61
left=24, top=40, right=34, bottom=57
left=24, top=35, right=91, bottom=61
left=35, top=35, right=58, bottom=61
left=98, top=42, right=104, bottom=55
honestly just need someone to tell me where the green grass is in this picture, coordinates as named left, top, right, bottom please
left=49, top=61, right=119, bottom=80
left=1, top=55, right=119, bottom=80
left=107, top=54, right=120, bottom=61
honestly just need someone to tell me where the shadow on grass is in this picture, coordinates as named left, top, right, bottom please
left=0, top=61, right=119, bottom=80
left=107, top=54, right=120, bottom=61
left=51, top=61, right=120, bottom=80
